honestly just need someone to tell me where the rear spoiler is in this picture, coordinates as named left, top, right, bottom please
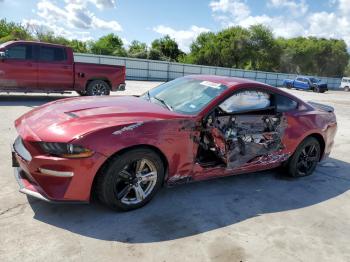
left=308, top=101, right=334, bottom=113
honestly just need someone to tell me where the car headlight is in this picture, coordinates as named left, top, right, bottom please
left=38, top=142, right=94, bottom=158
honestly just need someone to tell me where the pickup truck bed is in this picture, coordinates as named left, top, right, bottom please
left=0, top=40, right=126, bottom=96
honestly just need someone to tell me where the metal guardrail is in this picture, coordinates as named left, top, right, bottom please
left=74, top=53, right=342, bottom=89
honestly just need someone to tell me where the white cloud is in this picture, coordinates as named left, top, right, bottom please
left=267, top=0, right=308, bottom=15
left=153, top=25, right=210, bottom=52
left=23, top=18, right=93, bottom=41
left=209, top=0, right=350, bottom=47
left=64, top=0, right=116, bottom=9
left=210, top=0, right=251, bottom=21
left=27, top=0, right=122, bottom=41
left=338, top=0, right=350, bottom=14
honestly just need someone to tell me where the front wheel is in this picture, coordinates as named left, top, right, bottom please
left=96, top=148, right=165, bottom=211
left=286, top=137, right=321, bottom=177
left=86, top=80, right=110, bottom=96
left=313, top=86, right=320, bottom=93
left=344, top=86, right=350, bottom=92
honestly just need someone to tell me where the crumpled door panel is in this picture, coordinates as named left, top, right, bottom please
left=208, top=114, right=288, bottom=169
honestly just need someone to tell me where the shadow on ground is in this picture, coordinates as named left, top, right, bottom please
left=28, top=157, right=350, bottom=243
left=0, top=95, right=72, bottom=107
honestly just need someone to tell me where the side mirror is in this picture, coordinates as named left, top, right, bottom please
left=0, top=51, right=6, bottom=60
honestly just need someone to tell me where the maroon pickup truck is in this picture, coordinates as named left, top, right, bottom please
left=0, top=41, right=126, bottom=96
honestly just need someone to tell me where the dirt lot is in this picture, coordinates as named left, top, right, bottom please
left=1, top=81, right=350, bottom=262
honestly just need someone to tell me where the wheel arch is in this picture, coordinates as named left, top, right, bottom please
left=90, top=144, right=169, bottom=199
left=302, top=133, right=325, bottom=161
left=85, top=77, right=112, bottom=89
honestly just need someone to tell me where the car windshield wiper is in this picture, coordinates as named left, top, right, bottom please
left=153, top=96, right=173, bottom=111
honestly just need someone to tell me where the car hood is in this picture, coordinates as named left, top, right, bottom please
left=15, top=96, right=186, bottom=142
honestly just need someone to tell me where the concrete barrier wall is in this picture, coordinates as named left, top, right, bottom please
left=74, top=53, right=342, bottom=89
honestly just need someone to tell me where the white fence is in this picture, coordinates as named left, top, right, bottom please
left=74, top=53, right=342, bottom=89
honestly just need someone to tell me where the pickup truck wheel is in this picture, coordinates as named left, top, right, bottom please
left=86, top=80, right=110, bottom=96
left=77, top=91, right=86, bottom=96
left=313, top=86, right=320, bottom=93
left=345, top=86, right=350, bottom=92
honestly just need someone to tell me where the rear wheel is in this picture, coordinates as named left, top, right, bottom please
left=86, top=80, right=110, bottom=96
left=287, top=137, right=321, bottom=177
left=96, top=148, right=164, bottom=211
left=345, top=86, right=350, bottom=92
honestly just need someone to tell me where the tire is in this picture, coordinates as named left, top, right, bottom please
left=96, top=148, right=165, bottom=211
left=287, top=83, right=292, bottom=89
left=345, top=86, right=350, bottom=92
left=76, top=91, right=86, bottom=96
left=86, top=80, right=110, bottom=96
left=286, top=137, right=321, bottom=177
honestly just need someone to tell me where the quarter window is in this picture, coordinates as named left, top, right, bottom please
left=39, top=46, right=66, bottom=62
left=219, top=90, right=271, bottom=113
left=275, top=94, right=298, bottom=112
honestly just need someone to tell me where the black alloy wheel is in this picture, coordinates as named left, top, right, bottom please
left=287, top=137, right=321, bottom=177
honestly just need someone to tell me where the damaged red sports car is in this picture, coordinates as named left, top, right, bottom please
left=12, top=75, right=337, bottom=210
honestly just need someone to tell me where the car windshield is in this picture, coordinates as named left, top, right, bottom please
left=309, top=78, right=320, bottom=83
left=142, top=77, right=228, bottom=115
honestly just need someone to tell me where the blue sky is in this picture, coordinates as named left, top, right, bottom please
left=0, top=0, right=349, bottom=51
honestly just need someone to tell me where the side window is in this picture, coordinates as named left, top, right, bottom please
left=39, top=46, right=66, bottom=62
left=276, top=94, right=298, bottom=112
left=6, top=44, right=32, bottom=60
left=296, top=77, right=302, bottom=81
left=219, top=90, right=271, bottom=113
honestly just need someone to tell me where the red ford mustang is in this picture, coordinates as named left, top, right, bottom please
left=12, top=75, right=337, bottom=210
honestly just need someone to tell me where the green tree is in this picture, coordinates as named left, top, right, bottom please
left=188, top=32, right=221, bottom=66
left=151, top=35, right=183, bottom=61
left=90, top=34, right=127, bottom=56
left=248, top=24, right=281, bottom=71
left=277, top=37, right=349, bottom=77
left=216, top=26, right=251, bottom=68
left=148, top=48, right=164, bottom=60
left=128, top=40, right=148, bottom=59
left=0, top=19, right=31, bottom=43
left=344, top=62, right=350, bottom=76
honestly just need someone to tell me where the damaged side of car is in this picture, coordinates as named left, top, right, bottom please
left=195, top=90, right=290, bottom=170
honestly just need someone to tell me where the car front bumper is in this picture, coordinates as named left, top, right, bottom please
left=12, top=137, right=108, bottom=203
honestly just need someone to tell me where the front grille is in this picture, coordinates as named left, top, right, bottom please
left=13, top=136, right=32, bottom=161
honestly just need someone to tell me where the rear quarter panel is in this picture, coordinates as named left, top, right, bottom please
left=283, top=108, right=337, bottom=159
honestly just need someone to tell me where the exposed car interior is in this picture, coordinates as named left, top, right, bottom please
left=196, top=89, right=297, bottom=168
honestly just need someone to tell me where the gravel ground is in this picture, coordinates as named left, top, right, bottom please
left=0, top=81, right=350, bottom=262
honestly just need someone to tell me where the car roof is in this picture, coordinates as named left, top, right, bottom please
left=4, top=40, right=68, bottom=48
left=185, top=74, right=306, bottom=105
left=186, top=74, right=270, bottom=88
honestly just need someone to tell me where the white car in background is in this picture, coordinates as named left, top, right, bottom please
left=340, top=77, right=350, bottom=91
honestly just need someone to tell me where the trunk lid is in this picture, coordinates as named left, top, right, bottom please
left=308, top=101, right=334, bottom=113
